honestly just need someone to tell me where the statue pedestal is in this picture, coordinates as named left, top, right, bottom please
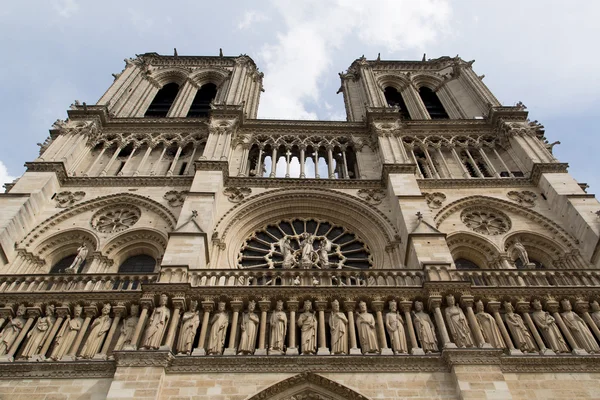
left=158, top=345, right=171, bottom=351
left=481, top=343, right=493, bottom=349
left=509, top=348, right=523, bottom=356
left=444, top=342, right=458, bottom=349
left=349, top=347, right=362, bottom=355
left=61, top=355, right=76, bottom=362
left=191, top=348, right=206, bottom=356
left=254, top=349, right=267, bottom=355
left=29, top=355, right=45, bottom=362
left=411, top=347, right=425, bottom=355
left=539, top=348, right=556, bottom=356
left=317, top=347, right=330, bottom=355
left=285, top=347, right=299, bottom=356
left=572, top=348, right=588, bottom=356
left=0, top=355, right=13, bottom=362
left=122, top=345, right=137, bottom=351
left=268, top=349, right=284, bottom=355
left=380, top=348, right=394, bottom=355
left=223, top=348, right=237, bottom=356
left=93, top=353, right=107, bottom=360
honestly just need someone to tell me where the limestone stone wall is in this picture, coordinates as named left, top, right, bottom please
left=0, top=378, right=111, bottom=400
left=504, top=372, right=600, bottom=400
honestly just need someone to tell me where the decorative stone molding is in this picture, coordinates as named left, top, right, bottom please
left=91, top=205, right=141, bottom=234
left=507, top=190, right=537, bottom=207
left=54, top=191, right=86, bottom=208
left=0, top=360, right=115, bottom=378
left=423, top=192, right=446, bottom=209
left=357, top=189, right=386, bottom=205
left=461, top=207, right=511, bottom=236
left=163, top=190, right=188, bottom=207
left=223, top=187, right=251, bottom=203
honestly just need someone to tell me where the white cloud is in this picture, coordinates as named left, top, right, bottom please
left=256, top=0, right=452, bottom=119
left=52, top=0, right=79, bottom=18
left=0, top=161, right=15, bottom=191
left=238, top=10, right=269, bottom=30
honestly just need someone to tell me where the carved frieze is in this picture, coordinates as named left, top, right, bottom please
left=423, top=192, right=446, bottom=209
left=506, top=190, right=537, bottom=207
left=54, top=191, right=86, bottom=208
left=357, top=189, right=386, bottom=205
left=164, top=190, right=188, bottom=207
left=223, top=187, right=251, bottom=203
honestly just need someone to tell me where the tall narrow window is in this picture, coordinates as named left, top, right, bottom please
left=384, top=87, right=411, bottom=120
left=144, top=82, right=179, bottom=118
left=418, top=87, right=449, bottom=119
left=187, top=83, right=217, bottom=118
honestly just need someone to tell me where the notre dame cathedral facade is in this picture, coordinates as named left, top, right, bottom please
left=0, top=52, right=599, bottom=400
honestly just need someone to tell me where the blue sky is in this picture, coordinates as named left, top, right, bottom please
left=1, top=1, right=599, bottom=193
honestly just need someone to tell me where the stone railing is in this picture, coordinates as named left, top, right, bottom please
left=160, top=267, right=426, bottom=287
left=0, top=273, right=158, bottom=293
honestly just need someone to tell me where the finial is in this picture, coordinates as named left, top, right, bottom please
left=416, top=211, right=423, bottom=221
left=219, top=48, right=223, bottom=57
left=422, top=53, right=426, bottom=62
left=174, top=48, right=178, bottom=57
left=191, top=210, right=198, bottom=218
left=376, top=53, right=380, bottom=61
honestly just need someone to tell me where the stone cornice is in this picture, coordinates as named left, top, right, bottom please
left=64, top=176, right=193, bottom=188
left=226, top=177, right=382, bottom=189
left=530, top=162, right=569, bottom=184
left=418, top=177, right=532, bottom=189
left=0, top=360, right=115, bottom=378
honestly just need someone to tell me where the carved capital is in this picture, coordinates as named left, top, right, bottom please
left=371, top=300, right=385, bottom=312
left=399, top=301, right=413, bottom=314
left=55, top=306, right=71, bottom=319
left=201, top=301, right=215, bottom=313
left=258, top=300, right=272, bottom=312
left=460, top=295, right=475, bottom=309
left=172, top=297, right=186, bottom=310
left=112, top=305, right=128, bottom=318
left=286, top=300, right=299, bottom=312
left=344, top=300, right=356, bottom=313
left=575, top=299, right=590, bottom=314
left=515, top=301, right=531, bottom=314
left=544, top=299, right=560, bottom=313
left=428, top=295, right=442, bottom=310
left=314, top=300, right=328, bottom=312
left=84, top=304, right=99, bottom=318
left=486, top=301, right=501, bottom=313
left=230, top=300, right=244, bottom=312
left=26, top=306, right=43, bottom=319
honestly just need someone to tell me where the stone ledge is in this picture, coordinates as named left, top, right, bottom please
left=0, top=360, right=115, bottom=379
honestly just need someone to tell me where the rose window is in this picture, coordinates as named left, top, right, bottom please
left=460, top=208, right=511, bottom=236
left=91, top=205, right=141, bottom=233
left=239, top=219, right=372, bottom=269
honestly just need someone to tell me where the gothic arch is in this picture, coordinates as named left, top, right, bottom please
left=214, top=188, right=402, bottom=269
left=189, top=68, right=230, bottom=88
left=20, top=193, right=177, bottom=249
left=246, top=372, right=370, bottom=400
left=411, top=73, right=444, bottom=91
left=31, top=228, right=99, bottom=272
left=447, top=232, right=501, bottom=269
left=375, top=73, right=412, bottom=92
left=101, top=228, right=167, bottom=272
left=151, top=67, right=190, bottom=86
left=503, top=231, right=570, bottom=269
left=434, top=195, right=579, bottom=250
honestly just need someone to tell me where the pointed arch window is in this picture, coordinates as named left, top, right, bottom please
left=144, top=82, right=180, bottom=118
left=50, top=254, right=84, bottom=274
left=455, top=258, right=480, bottom=270
left=418, top=87, right=449, bottom=119
left=187, top=83, right=217, bottom=118
left=118, top=254, right=157, bottom=273
left=384, top=87, right=411, bottom=120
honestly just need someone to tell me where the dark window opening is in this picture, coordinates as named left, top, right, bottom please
left=512, top=171, right=524, bottom=178
left=115, top=161, right=126, bottom=176
left=418, top=87, right=449, bottom=119
left=118, top=254, right=157, bottom=273
left=50, top=255, right=85, bottom=274
left=515, top=258, right=544, bottom=269
left=384, top=87, right=411, bottom=120
left=117, top=143, right=134, bottom=158
left=455, top=258, right=480, bottom=270
left=178, top=162, right=188, bottom=175
left=187, top=83, right=217, bottom=118
left=144, top=82, right=180, bottom=118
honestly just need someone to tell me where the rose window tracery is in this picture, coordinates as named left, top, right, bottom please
left=91, top=205, right=141, bottom=233
left=460, top=208, right=511, bottom=236
left=239, top=219, right=372, bottom=269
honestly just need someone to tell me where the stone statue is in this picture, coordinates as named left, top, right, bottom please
left=297, top=300, right=317, bottom=355
left=531, top=299, right=569, bottom=353
left=50, top=305, right=83, bottom=361
left=503, top=302, right=536, bottom=353
left=561, top=299, right=600, bottom=353
left=355, top=301, right=378, bottom=354
left=238, top=300, right=259, bottom=355
left=329, top=300, right=348, bottom=355
left=141, top=294, right=170, bottom=350
left=590, top=301, right=600, bottom=329
left=444, top=295, right=474, bottom=348
left=317, top=238, right=331, bottom=268
left=385, top=301, right=407, bottom=354
left=510, top=239, right=532, bottom=268
left=207, top=302, right=229, bottom=355
left=20, top=304, right=56, bottom=359
left=64, top=244, right=88, bottom=274
left=474, top=301, right=505, bottom=349
left=412, top=301, right=438, bottom=353
left=80, top=303, right=112, bottom=359
left=269, top=300, right=287, bottom=354
left=279, top=237, right=295, bottom=268
left=0, top=304, right=26, bottom=355
left=115, top=304, right=139, bottom=351
left=177, top=300, right=200, bottom=356
left=299, top=233, right=316, bottom=268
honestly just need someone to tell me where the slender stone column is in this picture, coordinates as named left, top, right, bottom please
left=344, top=300, right=361, bottom=355
left=436, top=147, right=452, bottom=178
left=326, top=146, right=335, bottom=179
left=192, top=301, right=214, bottom=356
left=315, top=300, right=330, bottom=355
left=4, top=306, right=41, bottom=361
left=269, top=147, right=277, bottom=178
left=184, top=145, right=199, bottom=175
left=400, top=301, right=423, bottom=355
left=488, top=301, right=521, bottom=355
left=83, top=143, right=107, bottom=176
left=451, top=147, right=470, bottom=178
left=429, top=295, right=455, bottom=348
left=372, top=300, right=393, bottom=355
left=98, top=304, right=126, bottom=359
left=125, top=301, right=151, bottom=351
left=546, top=299, right=586, bottom=355
left=224, top=300, right=243, bottom=355
left=150, top=146, right=167, bottom=175
left=423, top=147, right=440, bottom=179
left=255, top=300, right=271, bottom=355
left=39, top=306, right=69, bottom=359
left=299, top=147, right=306, bottom=178
left=100, top=144, right=123, bottom=176
left=461, top=295, right=489, bottom=348
left=285, top=149, right=292, bottom=178
left=133, top=146, right=153, bottom=176
left=464, top=149, right=483, bottom=177
left=70, top=305, right=98, bottom=359
left=492, top=148, right=514, bottom=177
left=166, top=146, right=183, bottom=176
left=163, top=299, right=184, bottom=351
left=575, top=301, right=600, bottom=343
left=516, top=301, right=552, bottom=355
left=117, top=145, right=138, bottom=176
left=341, top=148, right=350, bottom=179
left=313, top=150, right=320, bottom=178
left=256, top=146, right=264, bottom=176
left=286, top=300, right=299, bottom=355
left=478, top=147, right=499, bottom=177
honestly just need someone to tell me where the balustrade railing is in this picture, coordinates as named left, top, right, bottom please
left=0, top=273, right=157, bottom=293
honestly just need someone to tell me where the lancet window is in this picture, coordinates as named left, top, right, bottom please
left=384, top=87, right=411, bottom=120
left=239, top=219, right=372, bottom=270
left=187, top=83, right=217, bottom=118
left=418, top=87, right=449, bottom=119
left=144, top=82, right=180, bottom=118
left=118, top=254, right=157, bottom=273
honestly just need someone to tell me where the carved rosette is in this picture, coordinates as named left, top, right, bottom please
left=55, top=191, right=86, bottom=208
left=91, top=205, right=141, bottom=233
left=461, top=207, right=511, bottom=236
left=357, top=189, right=386, bottom=205
left=223, top=187, right=252, bottom=203
left=506, top=191, right=537, bottom=208
left=423, top=192, right=446, bottom=209
left=163, top=190, right=188, bottom=207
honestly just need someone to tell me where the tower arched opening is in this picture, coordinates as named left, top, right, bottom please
left=144, top=82, right=180, bottom=118
left=418, top=86, right=449, bottom=119
left=187, top=83, right=217, bottom=118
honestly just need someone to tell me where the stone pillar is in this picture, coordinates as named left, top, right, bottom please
left=125, top=300, right=152, bottom=351
left=98, top=304, right=126, bottom=359
left=224, top=300, right=243, bottom=355
left=286, top=299, right=299, bottom=355
left=163, top=298, right=184, bottom=351
left=546, top=299, right=586, bottom=355
left=371, top=300, right=393, bottom=355
left=461, top=295, right=489, bottom=348
left=428, top=295, right=454, bottom=349
left=516, top=301, right=552, bottom=355
left=488, top=301, right=521, bottom=355
left=575, top=300, right=600, bottom=343
left=344, top=300, right=361, bottom=355
left=255, top=300, right=270, bottom=355
left=400, top=300, right=424, bottom=355
left=315, top=300, right=330, bottom=355
left=3, top=306, right=41, bottom=362
left=38, top=305, right=69, bottom=360
left=69, top=304, right=98, bottom=359
left=192, top=300, right=214, bottom=356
